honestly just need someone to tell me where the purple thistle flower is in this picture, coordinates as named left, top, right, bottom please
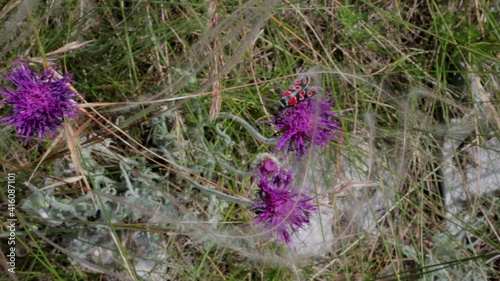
left=271, top=95, right=340, bottom=158
left=252, top=160, right=317, bottom=245
left=256, top=157, right=278, bottom=175
left=0, top=62, right=78, bottom=145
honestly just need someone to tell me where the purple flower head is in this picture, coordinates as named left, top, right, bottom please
left=271, top=95, right=340, bottom=158
left=256, top=157, right=278, bottom=175
left=252, top=159, right=317, bottom=245
left=0, top=62, right=78, bottom=144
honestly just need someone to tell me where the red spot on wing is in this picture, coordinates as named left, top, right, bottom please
left=299, top=95, right=305, bottom=100
left=283, top=91, right=292, bottom=97
left=307, top=91, right=313, bottom=97
left=289, top=85, right=295, bottom=89
left=295, top=79, right=301, bottom=84
left=289, top=97, right=297, bottom=106
left=294, top=85, right=302, bottom=90
left=302, top=77, right=308, bottom=83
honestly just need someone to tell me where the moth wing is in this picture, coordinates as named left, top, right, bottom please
left=295, top=73, right=310, bottom=89
left=308, top=86, right=322, bottom=93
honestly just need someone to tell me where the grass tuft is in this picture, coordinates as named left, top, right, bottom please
left=0, top=0, right=499, bottom=280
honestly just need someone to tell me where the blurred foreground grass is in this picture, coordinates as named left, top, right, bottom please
left=0, top=1, right=499, bottom=280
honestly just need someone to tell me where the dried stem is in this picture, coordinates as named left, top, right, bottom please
left=208, top=0, right=225, bottom=120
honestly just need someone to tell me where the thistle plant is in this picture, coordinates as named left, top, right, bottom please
left=270, top=95, right=340, bottom=158
left=216, top=81, right=340, bottom=246
left=251, top=158, right=318, bottom=245
left=0, top=62, right=78, bottom=145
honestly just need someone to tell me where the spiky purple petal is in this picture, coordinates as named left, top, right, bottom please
left=0, top=62, right=77, bottom=144
left=271, top=96, right=340, bottom=157
left=252, top=160, right=317, bottom=244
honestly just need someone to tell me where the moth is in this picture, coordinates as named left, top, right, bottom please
left=279, top=73, right=322, bottom=109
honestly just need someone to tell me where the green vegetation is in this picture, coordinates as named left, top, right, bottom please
left=0, top=0, right=499, bottom=280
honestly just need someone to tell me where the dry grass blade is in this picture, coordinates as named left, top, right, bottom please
left=207, top=0, right=225, bottom=120
left=27, top=40, right=95, bottom=64
left=138, top=0, right=277, bottom=109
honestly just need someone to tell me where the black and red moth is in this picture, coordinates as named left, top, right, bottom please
left=279, top=73, right=322, bottom=109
